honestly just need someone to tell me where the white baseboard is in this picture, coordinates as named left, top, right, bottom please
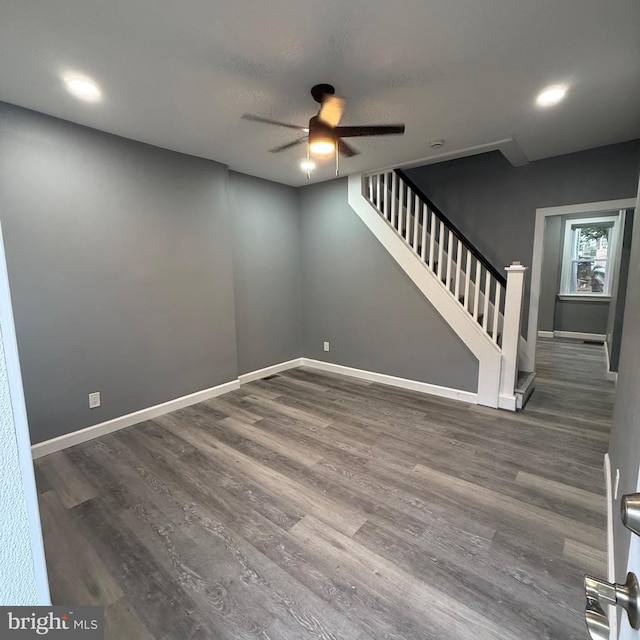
left=238, top=358, right=303, bottom=384
left=31, top=379, right=241, bottom=459
left=604, top=340, right=618, bottom=384
left=553, top=330, right=606, bottom=342
left=498, top=394, right=518, bottom=411
left=32, top=356, right=481, bottom=458
left=539, top=330, right=607, bottom=342
left=301, top=358, right=478, bottom=405
left=604, top=453, right=618, bottom=639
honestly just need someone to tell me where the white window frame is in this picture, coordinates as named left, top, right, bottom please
left=559, top=213, right=620, bottom=298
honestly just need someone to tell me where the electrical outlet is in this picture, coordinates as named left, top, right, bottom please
left=323, top=341, right=330, bottom=352
left=88, top=392, right=101, bottom=409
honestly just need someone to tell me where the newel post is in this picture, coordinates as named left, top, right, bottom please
left=500, top=262, right=527, bottom=401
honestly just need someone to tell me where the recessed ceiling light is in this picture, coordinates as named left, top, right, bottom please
left=536, top=85, right=567, bottom=108
left=63, top=73, right=102, bottom=102
left=300, top=160, right=316, bottom=171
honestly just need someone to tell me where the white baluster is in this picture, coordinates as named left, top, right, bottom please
left=473, top=259, right=481, bottom=321
left=463, top=249, right=471, bottom=311
left=412, top=194, right=420, bottom=251
left=397, top=184, right=405, bottom=238
left=454, top=239, right=462, bottom=300
left=376, top=173, right=381, bottom=211
left=482, top=270, right=491, bottom=331
left=446, top=230, right=453, bottom=291
left=405, top=187, right=413, bottom=242
left=492, top=282, right=502, bottom=344
left=437, top=221, right=445, bottom=280
left=391, top=173, right=398, bottom=229
left=368, top=175, right=373, bottom=202
left=382, top=173, right=389, bottom=220
left=420, top=203, right=428, bottom=261
left=429, top=211, right=436, bottom=270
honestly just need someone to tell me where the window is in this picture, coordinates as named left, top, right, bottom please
left=560, top=214, right=619, bottom=297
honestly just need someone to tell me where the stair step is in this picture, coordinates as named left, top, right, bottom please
left=514, top=371, right=536, bottom=409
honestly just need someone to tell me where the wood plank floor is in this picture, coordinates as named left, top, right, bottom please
left=34, top=338, right=613, bottom=639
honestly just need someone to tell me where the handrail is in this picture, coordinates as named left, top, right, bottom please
left=395, top=169, right=506, bottom=287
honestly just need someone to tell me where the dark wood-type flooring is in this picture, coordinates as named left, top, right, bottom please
left=34, top=338, right=614, bottom=639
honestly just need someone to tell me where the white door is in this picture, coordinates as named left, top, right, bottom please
left=602, top=178, right=640, bottom=640
left=619, top=501, right=640, bottom=639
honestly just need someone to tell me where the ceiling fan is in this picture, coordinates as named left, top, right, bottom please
left=242, top=84, right=405, bottom=162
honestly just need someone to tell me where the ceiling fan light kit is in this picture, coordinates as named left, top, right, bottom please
left=242, top=83, right=405, bottom=174
left=308, top=117, right=336, bottom=156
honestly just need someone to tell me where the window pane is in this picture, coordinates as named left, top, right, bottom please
left=571, top=259, right=607, bottom=293
left=568, top=226, right=610, bottom=293
left=575, top=226, right=609, bottom=261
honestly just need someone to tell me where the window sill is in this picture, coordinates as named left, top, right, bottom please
left=557, top=294, right=610, bottom=302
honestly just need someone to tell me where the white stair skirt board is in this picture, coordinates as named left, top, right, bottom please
left=604, top=453, right=618, bottom=639
left=348, top=174, right=502, bottom=408
left=302, top=358, right=478, bottom=404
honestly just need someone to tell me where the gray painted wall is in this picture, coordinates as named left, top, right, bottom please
left=0, top=103, right=238, bottom=444
left=539, top=217, right=562, bottom=332
left=406, top=141, right=640, bottom=335
left=553, top=299, right=609, bottom=334
left=229, top=171, right=301, bottom=375
left=299, top=178, right=479, bottom=393
left=609, top=176, right=640, bottom=579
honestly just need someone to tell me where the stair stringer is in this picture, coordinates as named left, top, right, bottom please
left=348, top=174, right=502, bottom=408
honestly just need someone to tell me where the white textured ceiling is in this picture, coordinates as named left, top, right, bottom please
left=1, top=0, right=639, bottom=186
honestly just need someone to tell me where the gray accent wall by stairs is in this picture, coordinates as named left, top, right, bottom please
left=298, top=178, right=479, bottom=393
left=406, top=141, right=640, bottom=337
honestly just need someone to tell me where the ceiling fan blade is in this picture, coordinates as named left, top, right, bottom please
left=318, top=95, right=345, bottom=128
left=334, top=124, right=405, bottom=138
left=338, top=139, right=359, bottom=157
left=242, top=114, right=306, bottom=131
left=269, top=137, right=308, bottom=153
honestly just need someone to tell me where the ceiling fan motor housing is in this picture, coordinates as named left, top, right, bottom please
left=310, top=83, right=335, bottom=103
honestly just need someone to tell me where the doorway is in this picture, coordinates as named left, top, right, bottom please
left=524, top=198, right=636, bottom=374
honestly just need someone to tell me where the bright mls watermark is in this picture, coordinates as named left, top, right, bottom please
left=1, top=607, right=103, bottom=638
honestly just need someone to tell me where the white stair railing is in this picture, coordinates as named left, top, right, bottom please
left=365, top=170, right=506, bottom=346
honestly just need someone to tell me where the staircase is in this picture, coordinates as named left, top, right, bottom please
left=348, top=169, right=532, bottom=410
